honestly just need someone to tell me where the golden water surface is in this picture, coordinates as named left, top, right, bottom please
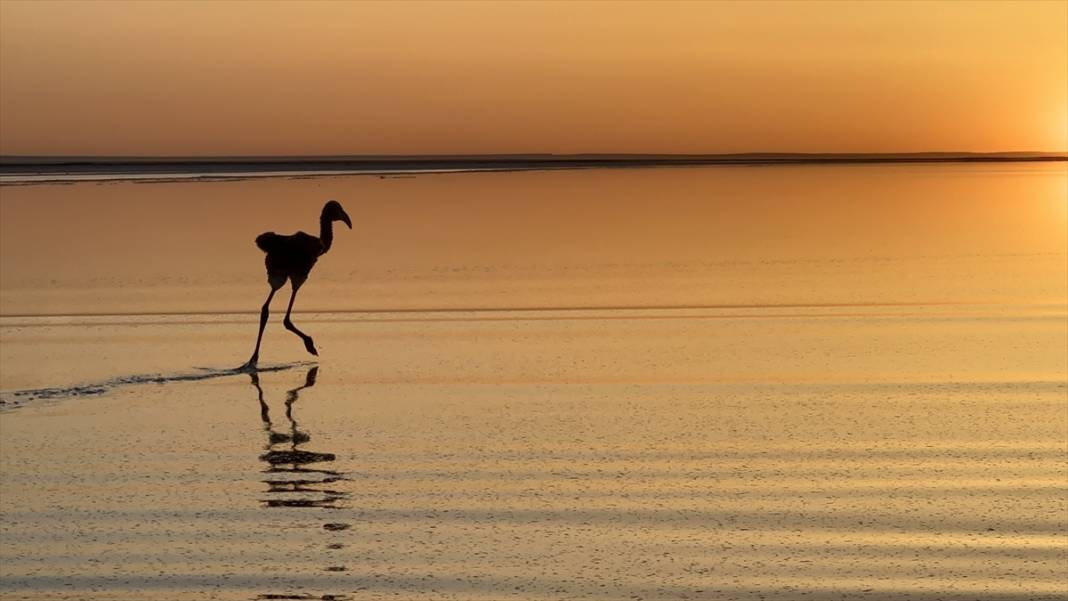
left=0, top=163, right=1065, bottom=599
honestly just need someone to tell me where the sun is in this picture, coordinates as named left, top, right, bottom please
left=1052, top=106, right=1068, bottom=153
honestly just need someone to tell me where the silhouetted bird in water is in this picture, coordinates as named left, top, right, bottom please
left=242, top=200, right=351, bottom=369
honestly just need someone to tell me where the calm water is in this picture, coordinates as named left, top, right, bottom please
left=0, top=164, right=1066, bottom=599
left=1, top=163, right=1065, bottom=316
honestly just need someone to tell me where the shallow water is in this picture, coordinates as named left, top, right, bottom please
left=1, top=164, right=1066, bottom=599
left=2, top=163, right=1066, bottom=316
left=1, top=307, right=1065, bottom=600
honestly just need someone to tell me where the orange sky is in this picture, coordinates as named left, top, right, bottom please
left=0, top=0, right=1065, bottom=156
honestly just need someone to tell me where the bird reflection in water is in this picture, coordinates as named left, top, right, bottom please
left=249, top=367, right=348, bottom=509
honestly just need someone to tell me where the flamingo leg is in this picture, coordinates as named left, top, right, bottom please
left=283, top=283, right=318, bottom=356
left=243, top=286, right=277, bottom=369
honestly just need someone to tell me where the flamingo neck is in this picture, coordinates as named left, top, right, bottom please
left=319, top=214, right=334, bottom=255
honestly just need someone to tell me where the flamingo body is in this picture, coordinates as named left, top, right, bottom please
left=242, top=200, right=351, bottom=369
left=256, top=231, right=324, bottom=288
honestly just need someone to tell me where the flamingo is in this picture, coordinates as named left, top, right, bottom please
left=242, top=200, right=351, bottom=369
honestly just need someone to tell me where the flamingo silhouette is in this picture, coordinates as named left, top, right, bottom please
left=242, top=200, right=351, bottom=369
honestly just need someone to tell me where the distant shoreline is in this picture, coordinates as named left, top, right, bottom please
left=1, top=152, right=1064, bottom=184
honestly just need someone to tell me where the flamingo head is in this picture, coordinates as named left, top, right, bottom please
left=323, top=199, right=352, bottom=229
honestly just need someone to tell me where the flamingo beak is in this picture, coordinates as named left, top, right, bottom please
left=340, top=210, right=352, bottom=229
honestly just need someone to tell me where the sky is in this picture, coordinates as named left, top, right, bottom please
left=0, top=0, right=1065, bottom=156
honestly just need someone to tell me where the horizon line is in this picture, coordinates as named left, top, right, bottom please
left=2, top=151, right=1065, bottom=176
left=2, top=150, right=1067, bottom=163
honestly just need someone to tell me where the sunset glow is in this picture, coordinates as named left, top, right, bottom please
left=1, top=0, right=1065, bottom=156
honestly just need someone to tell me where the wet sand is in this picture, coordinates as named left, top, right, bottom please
left=1, top=306, right=1065, bottom=600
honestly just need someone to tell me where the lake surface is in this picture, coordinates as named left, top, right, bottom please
left=2, top=163, right=1066, bottom=317
left=0, top=163, right=1065, bottom=599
